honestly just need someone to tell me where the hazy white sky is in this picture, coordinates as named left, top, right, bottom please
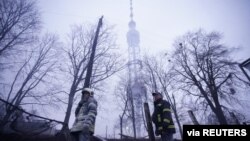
left=38, top=0, right=250, bottom=59
left=37, top=0, right=250, bottom=137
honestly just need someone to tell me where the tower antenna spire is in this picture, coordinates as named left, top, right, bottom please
left=130, top=0, right=133, bottom=20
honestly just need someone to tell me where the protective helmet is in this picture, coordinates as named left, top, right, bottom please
left=82, top=88, right=94, bottom=96
left=152, top=91, right=162, bottom=97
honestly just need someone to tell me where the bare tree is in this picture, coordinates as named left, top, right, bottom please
left=143, top=55, right=183, bottom=139
left=0, top=0, right=40, bottom=57
left=170, top=29, right=248, bottom=125
left=0, top=33, right=60, bottom=128
left=114, top=76, right=130, bottom=138
left=114, top=74, right=144, bottom=137
left=61, top=24, right=123, bottom=130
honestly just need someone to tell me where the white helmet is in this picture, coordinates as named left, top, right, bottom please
left=82, top=88, right=93, bottom=96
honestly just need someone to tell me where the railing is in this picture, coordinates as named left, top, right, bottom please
left=0, top=97, right=71, bottom=141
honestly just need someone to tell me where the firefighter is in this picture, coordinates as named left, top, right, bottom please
left=152, top=91, right=176, bottom=141
left=70, top=88, right=98, bottom=141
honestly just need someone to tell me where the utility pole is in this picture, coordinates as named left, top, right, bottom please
left=144, top=102, right=155, bottom=141
left=106, top=125, right=108, bottom=139
left=188, top=110, right=199, bottom=125
left=83, top=16, right=103, bottom=89
left=81, top=16, right=103, bottom=101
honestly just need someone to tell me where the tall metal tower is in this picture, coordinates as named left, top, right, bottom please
left=126, top=0, right=147, bottom=138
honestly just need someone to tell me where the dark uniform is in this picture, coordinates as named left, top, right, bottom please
left=152, top=98, right=176, bottom=140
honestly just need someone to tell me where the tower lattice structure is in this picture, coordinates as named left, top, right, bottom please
left=126, top=0, right=147, bottom=138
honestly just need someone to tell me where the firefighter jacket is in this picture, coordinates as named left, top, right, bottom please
left=152, top=98, right=176, bottom=134
left=70, top=96, right=98, bottom=134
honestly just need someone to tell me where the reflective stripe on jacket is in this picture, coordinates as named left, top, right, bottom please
left=71, top=96, right=98, bottom=133
left=152, top=99, right=176, bottom=134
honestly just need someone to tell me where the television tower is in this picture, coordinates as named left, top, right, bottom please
left=126, top=0, right=147, bottom=138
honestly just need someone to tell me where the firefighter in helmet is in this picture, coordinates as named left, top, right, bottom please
left=70, top=88, right=98, bottom=141
left=152, top=91, right=176, bottom=141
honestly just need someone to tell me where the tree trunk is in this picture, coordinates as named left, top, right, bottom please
left=214, top=106, right=228, bottom=124
left=212, top=91, right=228, bottom=125
left=173, top=110, right=183, bottom=140
left=197, top=82, right=228, bottom=125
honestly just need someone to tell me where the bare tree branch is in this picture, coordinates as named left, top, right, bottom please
left=0, top=0, right=40, bottom=57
